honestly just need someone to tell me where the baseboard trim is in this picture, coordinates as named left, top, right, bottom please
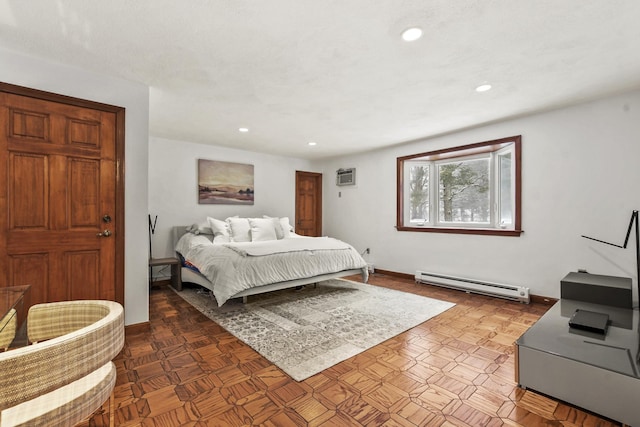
left=125, top=321, right=150, bottom=336
left=373, top=269, right=414, bottom=280
left=373, top=268, right=556, bottom=305
left=529, top=294, right=558, bottom=306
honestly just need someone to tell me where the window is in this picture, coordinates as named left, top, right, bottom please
left=397, top=136, right=522, bottom=236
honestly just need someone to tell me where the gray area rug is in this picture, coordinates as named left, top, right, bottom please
left=175, top=279, right=455, bottom=381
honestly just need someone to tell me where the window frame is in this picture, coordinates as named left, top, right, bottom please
left=396, top=135, right=522, bottom=236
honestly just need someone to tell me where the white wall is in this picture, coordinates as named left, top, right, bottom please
left=148, top=136, right=313, bottom=258
left=0, top=47, right=150, bottom=326
left=10, top=39, right=633, bottom=320
left=317, top=90, right=640, bottom=304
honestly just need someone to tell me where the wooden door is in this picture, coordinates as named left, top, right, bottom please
left=295, top=171, right=322, bottom=236
left=0, top=83, right=124, bottom=307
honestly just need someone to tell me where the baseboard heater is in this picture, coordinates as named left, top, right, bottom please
left=415, top=271, right=530, bottom=303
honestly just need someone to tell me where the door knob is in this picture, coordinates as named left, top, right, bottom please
left=97, top=230, right=112, bottom=237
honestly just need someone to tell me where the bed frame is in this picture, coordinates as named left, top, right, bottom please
left=171, top=226, right=368, bottom=303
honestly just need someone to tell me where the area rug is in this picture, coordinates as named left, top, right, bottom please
left=175, top=279, right=455, bottom=381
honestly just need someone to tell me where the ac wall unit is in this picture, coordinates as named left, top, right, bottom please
left=415, top=271, right=530, bottom=303
left=336, top=168, right=356, bottom=186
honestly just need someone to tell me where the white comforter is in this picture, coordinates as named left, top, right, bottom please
left=176, top=234, right=368, bottom=306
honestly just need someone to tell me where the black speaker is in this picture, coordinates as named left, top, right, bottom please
left=560, top=272, right=632, bottom=309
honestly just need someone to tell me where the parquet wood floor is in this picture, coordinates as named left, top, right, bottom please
left=80, top=274, right=621, bottom=426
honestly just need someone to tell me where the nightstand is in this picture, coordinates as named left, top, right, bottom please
left=149, top=257, right=182, bottom=290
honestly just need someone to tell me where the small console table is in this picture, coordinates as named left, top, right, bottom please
left=149, top=257, right=182, bottom=290
left=516, top=298, right=640, bottom=426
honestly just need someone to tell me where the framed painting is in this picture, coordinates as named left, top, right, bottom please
left=198, top=159, right=254, bottom=205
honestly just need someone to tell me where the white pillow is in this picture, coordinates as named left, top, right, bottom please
left=227, top=217, right=251, bottom=242
left=249, top=218, right=277, bottom=242
left=263, top=216, right=293, bottom=239
left=262, top=216, right=284, bottom=239
left=206, top=216, right=231, bottom=244
left=278, top=217, right=293, bottom=238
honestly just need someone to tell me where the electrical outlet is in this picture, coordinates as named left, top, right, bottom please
left=365, top=248, right=370, bottom=254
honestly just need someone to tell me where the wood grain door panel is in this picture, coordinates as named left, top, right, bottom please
left=69, top=158, right=101, bottom=227
left=0, top=87, right=120, bottom=306
left=9, top=153, right=48, bottom=229
left=67, top=250, right=101, bottom=301
left=8, top=253, right=49, bottom=305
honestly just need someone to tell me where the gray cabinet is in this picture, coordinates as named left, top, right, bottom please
left=516, top=299, right=640, bottom=426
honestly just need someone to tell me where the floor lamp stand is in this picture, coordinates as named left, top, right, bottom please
left=582, top=210, right=639, bottom=308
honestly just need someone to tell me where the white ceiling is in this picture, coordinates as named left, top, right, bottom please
left=2, top=1, right=640, bottom=159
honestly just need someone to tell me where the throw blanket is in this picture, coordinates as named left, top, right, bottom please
left=223, top=237, right=351, bottom=256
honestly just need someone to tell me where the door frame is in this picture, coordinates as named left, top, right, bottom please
left=295, top=170, right=322, bottom=236
left=0, top=82, right=126, bottom=305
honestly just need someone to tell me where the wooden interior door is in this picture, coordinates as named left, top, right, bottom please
left=295, top=171, right=322, bottom=236
left=0, top=83, right=125, bottom=307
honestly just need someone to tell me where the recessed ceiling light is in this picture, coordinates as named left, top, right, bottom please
left=401, top=27, right=422, bottom=42
left=239, top=127, right=249, bottom=132
left=308, top=141, right=317, bottom=146
left=475, top=84, right=492, bottom=92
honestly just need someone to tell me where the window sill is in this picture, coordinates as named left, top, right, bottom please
left=396, top=226, right=524, bottom=236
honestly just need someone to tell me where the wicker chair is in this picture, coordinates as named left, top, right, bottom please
left=0, top=300, right=124, bottom=427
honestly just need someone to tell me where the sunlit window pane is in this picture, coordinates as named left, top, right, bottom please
left=438, top=159, right=490, bottom=224
left=409, top=164, right=429, bottom=223
left=499, top=153, right=512, bottom=225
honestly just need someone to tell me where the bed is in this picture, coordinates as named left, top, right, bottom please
left=171, top=217, right=369, bottom=306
